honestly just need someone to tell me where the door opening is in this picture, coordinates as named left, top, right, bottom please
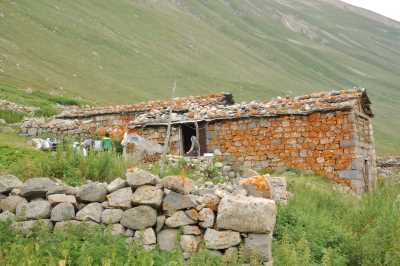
left=363, top=160, right=369, bottom=192
left=182, top=123, right=196, bottom=154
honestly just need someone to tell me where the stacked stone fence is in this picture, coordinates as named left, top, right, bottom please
left=0, top=169, right=286, bottom=263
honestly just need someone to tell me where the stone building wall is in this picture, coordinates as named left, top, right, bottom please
left=207, top=111, right=361, bottom=188
left=129, top=126, right=181, bottom=155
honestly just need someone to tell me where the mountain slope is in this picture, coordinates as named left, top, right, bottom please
left=0, top=0, right=399, bottom=154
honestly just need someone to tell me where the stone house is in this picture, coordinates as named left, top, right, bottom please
left=20, top=89, right=376, bottom=193
left=128, top=89, right=376, bottom=193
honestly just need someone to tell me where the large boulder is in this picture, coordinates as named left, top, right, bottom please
left=239, top=175, right=272, bottom=199
left=131, top=185, right=163, bottom=208
left=19, top=177, right=57, bottom=199
left=120, top=206, right=157, bottom=230
left=77, top=183, right=107, bottom=202
left=204, top=229, right=241, bottom=250
left=0, top=195, right=27, bottom=213
left=107, top=178, right=127, bottom=193
left=165, top=211, right=196, bottom=228
left=50, top=202, right=75, bottom=222
left=161, top=176, right=194, bottom=194
left=16, top=200, right=51, bottom=220
left=0, top=175, right=23, bottom=193
left=162, top=191, right=196, bottom=214
left=47, top=194, right=77, bottom=206
left=76, top=202, right=103, bottom=223
left=243, top=233, right=273, bottom=262
left=126, top=168, right=159, bottom=188
left=106, top=187, right=132, bottom=209
left=101, top=209, right=123, bottom=224
left=157, top=229, right=178, bottom=251
left=12, top=219, right=53, bottom=234
left=216, top=195, right=276, bottom=233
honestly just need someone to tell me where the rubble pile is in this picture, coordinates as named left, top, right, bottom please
left=0, top=99, right=39, bottom=114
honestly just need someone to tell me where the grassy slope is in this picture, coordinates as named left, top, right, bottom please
left=0, top=0, right=399, bottom=154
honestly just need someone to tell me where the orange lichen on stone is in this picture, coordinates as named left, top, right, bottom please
left=240, top=176, right=271, bottom=193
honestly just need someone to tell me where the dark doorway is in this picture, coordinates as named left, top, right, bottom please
left=182, top=123, right=196, bottom=154
left=363, top=160, right=369, bottom=192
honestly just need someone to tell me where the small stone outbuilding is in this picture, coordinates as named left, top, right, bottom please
left=128, top=89, right=376, bottom=193
left=21, top=89, right=377, bottom=193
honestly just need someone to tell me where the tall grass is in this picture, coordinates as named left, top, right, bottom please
left=0, top=222, right=248, bottom=266
left=273, top=172, right=400, bottom=266
left=1, top=142, right=132, bottom=185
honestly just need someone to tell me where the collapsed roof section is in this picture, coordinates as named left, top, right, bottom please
left=56, top=92, right=234, bottom=119
left=129, top=88, right=373, bottom=128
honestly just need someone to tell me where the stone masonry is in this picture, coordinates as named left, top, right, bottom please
left=0, top=172, right=278, bottom=263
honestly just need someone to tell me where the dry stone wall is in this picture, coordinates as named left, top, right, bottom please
left=0, top=171, right=278, bottom=263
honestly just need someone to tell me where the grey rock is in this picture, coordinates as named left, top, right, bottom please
left=131, top=185, right=163, bottom=208
left=134, top=228, right=156, bottom=245
left=47, top=185, right=77, bottom=196
left=157, top=229, right=178, bottom=251
left=241, top=169, right=259, bottom=178
left=198, top=208, right=214, bottom=228
left=243, top=233, right=272, bottom=262
left=0, top=210, right=16, bottom=222
left=161, top=176, right=194, bottom=194
left=107, top=178, right=127, bottom=193
left=216, top=195, right=276, bottom=233
left=0, top=175, right=23, bottom=193
left=120, top=206, right=157, bottom=230
left=180, top=235, right=201, bottom=253
left=19, top=177, right=57, bottom=199
left=162, top=191, right=195, bottom=214
left=54, top=220, right=82, bottom=231
left=165, top=211, right=196, bottom=228
left=126, top=168, right=159, bottom=188
left=47, top=194, right=77, bottom=205
left=0, top=193, right=6, bottom=200
left=204, top=229, right=241, bottom=250
left=107, top=187, right=132, bottom=209
left=101, top=209, right=123, bottom=224
left=102, top=201, right=110, bottom=208
left=77, top=183, right=107, bottom=202
left=16, top=200, right=51, bottom=220
left=182, top=225, right=202, bottom=235
left=107, top=224, right=126, bottom=236
left=12, top=219, right=53, bottom=234
left=76, top=202, right=103, bottom=223
left=156, top=215, right=166, bottom=232
left=0, top=195, right=27, bottom=213
left=50, top=202, right=75, bottom=222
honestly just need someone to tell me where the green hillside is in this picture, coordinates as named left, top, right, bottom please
left=0, top=0, right=399, bottom=154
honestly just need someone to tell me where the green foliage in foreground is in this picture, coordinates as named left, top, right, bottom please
left=0, top=222, right=246, bottom=266
left=273, top=172, right=400, bottom=266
